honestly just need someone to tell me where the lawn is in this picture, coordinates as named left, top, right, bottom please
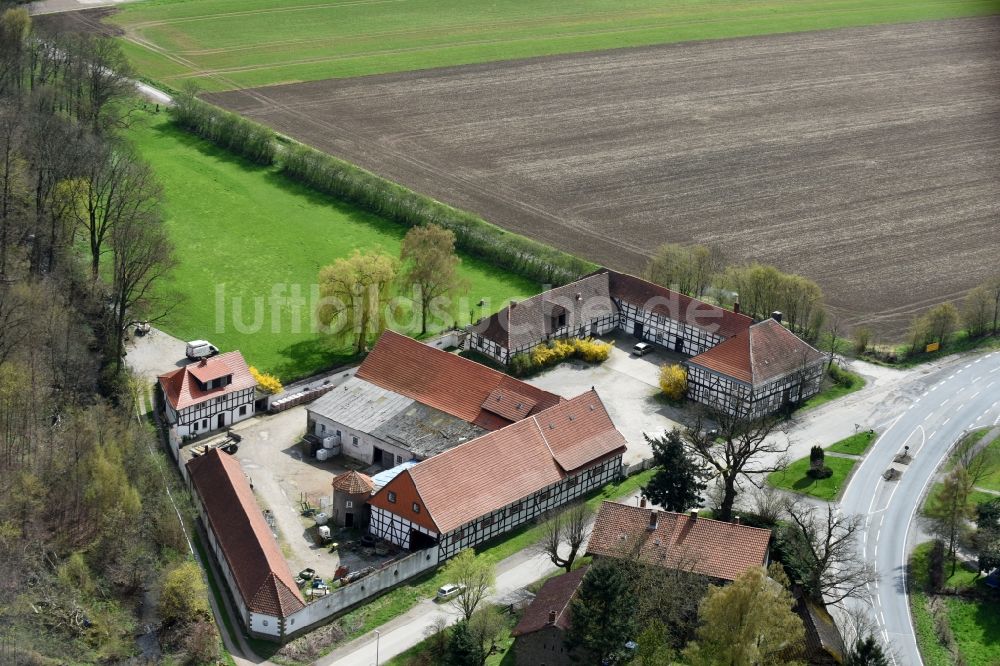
left=909, top=541, right=1000, bottom=666
left=800, top=367, right=867, bottom=411
left=767, top=455, right=857, bottom=501
left=127, top=109, right=537, bottom=381
left=109, top=0, right=1000, bottom=92
left=827, top=430, right=877, bottom=456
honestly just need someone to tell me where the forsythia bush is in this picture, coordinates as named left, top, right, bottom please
left=659, top=364, right=688, bottom=401
left=249, top=366, right=283, bottom=394
left=521, top=337, right=611, bottom=375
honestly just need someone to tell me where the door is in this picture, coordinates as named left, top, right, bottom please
left=674, top=336, right=685, bottom=353
left=633, top=321, right=644, bottom=339
left=372, top=447, right=384, bottom=467
left=345, top=512, right=354, bottom=528
left=590, top=321, right=598, bottom=336
left=216, top=414, right=225, bottom=429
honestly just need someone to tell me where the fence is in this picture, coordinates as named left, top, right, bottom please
left=284, top=546, right=440, bottom=639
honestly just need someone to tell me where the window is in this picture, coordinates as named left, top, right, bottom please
left=202, top=419, right=208, bottom=429
left=336, top=430, right=341, bottom=437
left=568, top=476, right=578, bottom=487
left=262, top=619, right=268, bottom=627
left=412, top=502, right=421, bottom=514
left=193, top=421, right=199, bottom=432
left=388, top=491, right=396, bottom=504
left=397, top=455, right=403, bottom=464
left=320, top=424, right=326, bottom=434
left=352, top=436, right=359, bottom=447
left=239, top=405, right=247, bottom=416
left=481, top=515, right=493, bottom=529
left=345, top=500, right=354, bottom=508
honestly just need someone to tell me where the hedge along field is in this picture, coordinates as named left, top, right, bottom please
left=128, top=110, right=538, bottom=381
left=109, top=0, right=1000, bottom=92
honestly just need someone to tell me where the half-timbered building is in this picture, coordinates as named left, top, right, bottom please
left=158, top=351, right=257, bottom=438
left=306, top=331, right=561, bottom=467
left=367, top=390, right=627, bottom=560
left=468, top=269, right=824, bottom=417
left=686, top=316, right=826, bottom=418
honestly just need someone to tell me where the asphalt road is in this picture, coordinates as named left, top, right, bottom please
left=839, top=350, right=1000, bottom=665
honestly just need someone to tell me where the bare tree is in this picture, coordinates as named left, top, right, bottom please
left=107, top=207, right=175, bottom=369
left=822, top=318, right=842, bottom=371
left=537, top=502, right=591, bottom=573
left=780, top=502, right=875, bottom=605
left=682, top=406, right=789, bottom=522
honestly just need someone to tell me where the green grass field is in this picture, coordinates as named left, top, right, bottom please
left=827, top=430, right=877, bottom=456
left=767, top=455, right=857, bottom=501
left=110, top=0, right=1000, bottom=92
left=127, top=110, right=537, bottom=381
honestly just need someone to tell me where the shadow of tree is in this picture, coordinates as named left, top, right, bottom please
left=274, top=337, right=356, bottom=383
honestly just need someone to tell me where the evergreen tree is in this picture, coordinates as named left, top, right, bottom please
left=446, top=620, right=485, bottom=666
left=564, top=559, right=637, bottom=664
left=844, top=635, right=890, bottom=666
left=642, top=429, right=707, bottom=512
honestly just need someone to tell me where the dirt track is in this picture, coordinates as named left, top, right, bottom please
left=207, top=17, right=1000, bottom=336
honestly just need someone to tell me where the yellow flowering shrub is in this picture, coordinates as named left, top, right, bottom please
left=571, top=337, right=612, bottom=363
left=249, top=365, right=283, bottom=394
left=659, top=364, right=688, bottom=401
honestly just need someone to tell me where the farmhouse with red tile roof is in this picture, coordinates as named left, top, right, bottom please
left=158, top=351, right=257, bottom=438
left=187, top=449, right=306, bottom=641
left=306, top=331, right=562, bottom=467
left=368, top=390, right=626, bottom=558
left=467, top=268, right=824, bottom=416
left=586, top=500, right=771, bottom=582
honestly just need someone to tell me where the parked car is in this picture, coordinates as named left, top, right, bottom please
left=632, top=341, right=654, bottom=356
left=436, top=583, right=466, bottom=601
left=186, top=340, right=219, bottom=360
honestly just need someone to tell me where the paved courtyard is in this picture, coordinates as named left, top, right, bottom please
left=526, top=335, right=687, bottom=466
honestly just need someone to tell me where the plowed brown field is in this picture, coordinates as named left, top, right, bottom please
left=207, top=17, right=1000, bottom=336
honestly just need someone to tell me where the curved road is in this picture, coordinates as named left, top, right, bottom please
left=839, top=350, right=1000, bottom=665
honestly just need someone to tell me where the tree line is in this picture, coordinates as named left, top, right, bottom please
left=0, top=7, right=215, bottom=663
left=169, top=89, right=597, bottom=287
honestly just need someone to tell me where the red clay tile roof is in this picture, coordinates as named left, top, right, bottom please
left=512, top=566, right=588, bottom=637
left=158, top=351, right=256, bottom=411
left=332, top=470, right=374, bottom=494
left=369, top=391, right=626, bottom=534
left=187, top=357, right=232, bottom=384
left=481, top=387, right=538, bottom=422
left=687, top=318, right=825, bottom=386
left=356, top=331, right=561, bottom=429
left=605, top=270, right=752, bottom=339
left=471, top=272, right=616, bottom=350
left=187, top=449, right=305, bottom=617
left=587, top=501, right=771, bottom=582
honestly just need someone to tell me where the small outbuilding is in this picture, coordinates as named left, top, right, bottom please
left=331, top=470, right=374, bottom=529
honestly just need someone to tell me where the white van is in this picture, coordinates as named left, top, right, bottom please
left=185, top=340, right=219, bottom=360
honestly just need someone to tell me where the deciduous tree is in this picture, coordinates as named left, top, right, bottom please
left=925, top=466, right=973, bottom=575
left=643, top=429, right=707, bottom=512
left=317, top=249, right=398, bottom=356
left=160, top=560, right=210, bottom=624
left=401, top=223, right=466, bottom=334
left=683, top=564, right=805, bottom=666
left=644, top=243, right=722, bottom=297
left=537, top=502, right=591, bottom=573
left=682, top=409, right=788, bottom=522
left=441, top=548, right=495, bottom=621
left=780, top=502, right=875, bottom=605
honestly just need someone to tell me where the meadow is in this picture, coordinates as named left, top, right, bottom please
left=128, top=110, right=537, bottom=381
left=109, top=0, right=1000, bottom=92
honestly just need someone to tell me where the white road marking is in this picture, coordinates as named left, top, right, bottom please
left=922, top=391, right=929, bottom=397
left=942, top=417, right=951, bottom=426
left=970, top=391, right=980, bottom=399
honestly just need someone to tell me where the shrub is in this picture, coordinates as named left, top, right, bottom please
left=509, top=353, right=532, bottom=377
left=571, top=337, right=612, bottom=362
left=659, top=364, right=688, bottom=401
left=809, top=445, right=825, bottom=470
left=827, top=364, right=856, bottom=388
left=169, top=92, right=276, bottom=165
left=159, top=561, right=210, bottom=625
left=853, top=326, right=872, bottom=355
left=249, top=365, right=283, bottom=394
left=280, top=143, right=596, bottom=285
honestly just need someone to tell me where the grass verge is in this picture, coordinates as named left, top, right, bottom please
left=800, top=366, right=866, bottom=411
left=767, top=455, right=857, bottom=501
left=192, top=530, right=258, bottom=664
left=109, top=0, right=1000, bottom=92
left=827, top=430, right=877, bottom=456
left=127, top=108, right=537, bottom=381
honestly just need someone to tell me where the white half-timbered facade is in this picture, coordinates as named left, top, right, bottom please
left=158, top=351, right=257, bottom=438
left=368, top=390, right=627, bottom=561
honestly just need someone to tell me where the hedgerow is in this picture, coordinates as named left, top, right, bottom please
left=169, top=93, right=276, bottom=165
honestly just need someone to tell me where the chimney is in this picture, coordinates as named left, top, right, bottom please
left=771, top=311, right=783, bottom=323
left=647, top=511, right=658, bottom=531
left=734, top=516, right=741, bottom=525
left=690, top=510, right=698, bottom=521
left=199, top=358, right=208, bottom=366
left=548, top=610, right=557, bottom=624
left=510, top=299, right=517, bottom=308
left=639, top=497, right=647, bottom=508
left=733, top=301, right=741, bottom=315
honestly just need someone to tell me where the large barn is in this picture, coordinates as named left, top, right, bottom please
left=468, top=269, right=825, bottom=416
left=367, top=390, right=627, bottom=559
